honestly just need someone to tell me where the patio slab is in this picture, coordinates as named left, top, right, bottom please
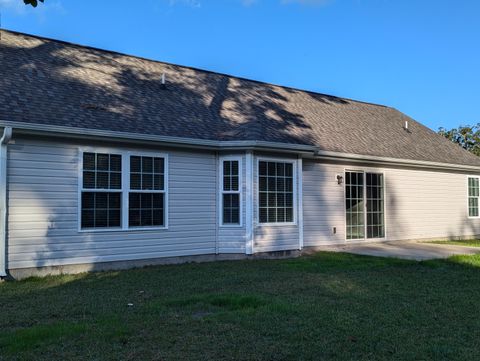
left=313, top=240, right=480, bottom=261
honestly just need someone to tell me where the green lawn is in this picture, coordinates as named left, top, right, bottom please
left=2, top=252, right=480, bottom=360
left=428, top=239, right=480, bottom=247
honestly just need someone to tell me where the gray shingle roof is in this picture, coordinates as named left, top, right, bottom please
left=1, top=29, right=479, bottom=167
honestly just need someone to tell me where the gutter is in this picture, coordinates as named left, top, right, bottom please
left=1, top=120, right=479, bottom=173
left=0, top=120, right=316, bottom=155
left=313, top=149, right=480, bottom=173
left=0, top=127, right=12, bottom=278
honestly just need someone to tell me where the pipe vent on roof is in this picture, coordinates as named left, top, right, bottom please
left=160, top=73, right=166, bottom=89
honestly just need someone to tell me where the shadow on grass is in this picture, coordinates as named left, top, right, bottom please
left=2, top=252, right=480, bottom=360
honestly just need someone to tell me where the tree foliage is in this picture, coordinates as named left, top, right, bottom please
left=23, top=0, right=44, bottom=7
left=438, top=124, right=480, bottom=156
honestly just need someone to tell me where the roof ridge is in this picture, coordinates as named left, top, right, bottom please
left=0, top=28, right=389, bottom=109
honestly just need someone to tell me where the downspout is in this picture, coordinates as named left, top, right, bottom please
left=0, top=127, right=12, bottom=278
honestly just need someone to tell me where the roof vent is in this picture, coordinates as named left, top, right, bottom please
left=403, top=120, right=411, bottom=133
left=160, top=73, right=166, bottom=89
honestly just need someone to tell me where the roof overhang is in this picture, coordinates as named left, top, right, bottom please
left=0, top=120, right=317, bottom=155
left=2, top=120, right=480, bottom=173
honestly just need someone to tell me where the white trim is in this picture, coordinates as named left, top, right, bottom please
left=344, top=168, right=386, bottom=242
left=218, top=156, right=243, bottom=228
left=245, top=151, right=254, bottom=255
left=77, top=147, right=169, bottom=232
left=0, top=127, right=12, bottom=277
left=256, top=156, right=298, bottom=226
left=7, top=120, right=480, bottom=173
left=314, top=149, right=480, bottom=172
left=297, top=156, right=304, bottom=250
left=467, top=175, right=480, bottom=219
left=2, top=121, right=315, bottom=153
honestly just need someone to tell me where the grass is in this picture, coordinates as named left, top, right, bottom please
left=428, top=239, right=480, bottom=247
left=2, top=252, right=480, bottom=360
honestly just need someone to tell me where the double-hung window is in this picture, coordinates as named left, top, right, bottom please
left=81, top=152, right=122, bottom=229
left=129, top=156, right=166, bottom=227
left=220, top=158, right=241, bottom=225
left=468, top=177, right=479, bottom=217
left=258, top=160, right=295, bottom=224
left=80, top=150, right=167, bottom=230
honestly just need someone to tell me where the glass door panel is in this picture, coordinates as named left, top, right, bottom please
left=345, top=172, right=365, bottom=240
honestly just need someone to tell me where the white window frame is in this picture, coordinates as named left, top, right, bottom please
left=219, top=156, right=243, bottom=227
left=343, top=169, right=386, bottom=241
left=78, top=147, right=169, bottom=232
left=467, top=176, right=480, bottom=219
left=256, top=157, right=297, bottom=226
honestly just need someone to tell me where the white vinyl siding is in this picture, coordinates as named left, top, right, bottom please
left=303, top=159, right=480, bottom=246
left=7, top=137, right=217, bottom=270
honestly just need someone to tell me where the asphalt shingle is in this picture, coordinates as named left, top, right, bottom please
left=1, top=30, right=479, bottom=167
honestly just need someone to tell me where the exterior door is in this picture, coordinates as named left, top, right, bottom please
left=345, top=171, right=385, bottom=240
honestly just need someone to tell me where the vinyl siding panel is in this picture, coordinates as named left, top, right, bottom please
left=303, top=159, right=480, bottom=245
left=7, top=137, right=218, bottom=269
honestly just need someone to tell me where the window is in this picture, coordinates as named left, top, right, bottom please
left=468, top=177, right=479, bottom=217
left=81, top=152, right=122, bottom=229
left=80, top=150, right=168, bottom=230
left=221, top=159, right=241, bottom=225
left=129, top=156, right=166, bottom=227
left=258, top=160, right=294, bottom=224
left=366, top=173, right=385, bottom=238
left=345, top=171, right=385, bottom=240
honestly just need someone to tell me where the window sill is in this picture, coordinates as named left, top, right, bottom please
left=256, top=222, right=297, bottom=227
left=78, top=226, right=168, bottom=233
left=219, top=224, right=244, bottom=228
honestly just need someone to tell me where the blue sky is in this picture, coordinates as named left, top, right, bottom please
left=1, top=0, right=478, bottom=131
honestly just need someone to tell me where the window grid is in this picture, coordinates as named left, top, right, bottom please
left=221, top=159, right=241, bottom=225
left=81, top=152, right=122, bottom=229
left=258, top=161, right=294, bottom=224
left=366, top=173, right=385, bottom=239
left=129, top=156, right=166, bottom=228
left=345, top=172, right=365, bottom=240
left=80, top=151, right=168, bottom=231
left=468, top=177, right=479, bottom=217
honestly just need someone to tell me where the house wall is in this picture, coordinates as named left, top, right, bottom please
left=6, top=136, right=219, bottom=270
left=303, top=159, right=480, bottom=245
left=7, top=135, right=480, bottom=273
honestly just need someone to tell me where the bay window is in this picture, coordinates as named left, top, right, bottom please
left=220, top=158, right=241, bottom=226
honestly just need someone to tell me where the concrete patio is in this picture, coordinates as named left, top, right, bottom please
left=314, top=240, right=480, bottom=261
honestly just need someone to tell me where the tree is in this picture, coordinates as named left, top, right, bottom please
left=438, top=124, right=480, bottom=156
left=23, top=0, right=44, bottom=7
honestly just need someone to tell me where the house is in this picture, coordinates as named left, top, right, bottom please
left=1, top=30, right=480, bottom=279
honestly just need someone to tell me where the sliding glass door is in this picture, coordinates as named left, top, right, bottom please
left=345, top=171, right=385, bottom=240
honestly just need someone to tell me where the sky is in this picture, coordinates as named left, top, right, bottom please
left=0, top=0, right=479, bottom=131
